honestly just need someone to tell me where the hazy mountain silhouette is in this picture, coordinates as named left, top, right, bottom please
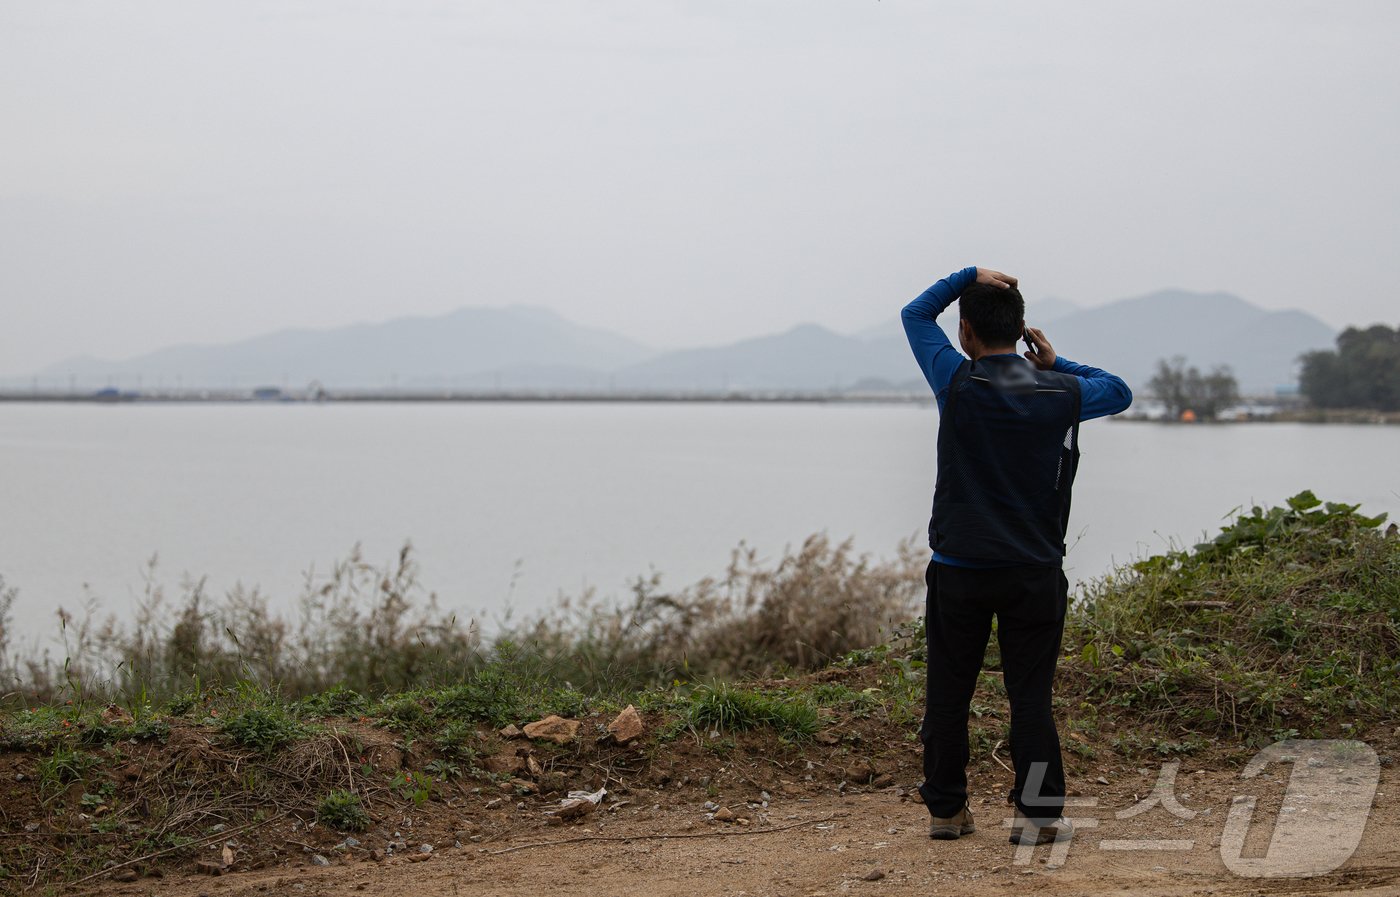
left=1030, top=289, right=1334, bottom=393
left=39, top=291, right=1334, bottom=394
left=613, top=324, right=910, bottom=392
left=44, top=306, right=652, bottom=390
left=612, top=291, right=1331, bottom=393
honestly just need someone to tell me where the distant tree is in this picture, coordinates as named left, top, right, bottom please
left=1299, top=324, right=1400, bottom=411
left=1147, top=356, right=1240, bottom=421
left=1148, top=357, right=1187, bottom=419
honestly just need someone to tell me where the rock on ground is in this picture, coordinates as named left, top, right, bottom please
left=607, top=705, right=645, bottom=744
left=522, top=715, right=580, bottom=745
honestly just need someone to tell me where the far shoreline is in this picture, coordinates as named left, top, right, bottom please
left=0, top=391, right=1397, bottom=423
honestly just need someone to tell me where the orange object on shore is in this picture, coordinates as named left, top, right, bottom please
left=1180, top=409, right=1198, bottom=423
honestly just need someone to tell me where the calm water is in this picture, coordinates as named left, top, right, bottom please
left=2, top=403, right=1397, bottom=643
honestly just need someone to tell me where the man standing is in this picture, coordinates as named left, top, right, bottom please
left=902, top=265, right=1132, bottom=845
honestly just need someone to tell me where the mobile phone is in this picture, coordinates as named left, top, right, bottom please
left=1023, top=329, right=1037, bottom=354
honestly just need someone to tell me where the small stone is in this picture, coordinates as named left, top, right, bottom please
left=342, top=836, right=360, bottom=848
left=310, top=854, right=331, bottom=867
left=862, top=868, right=886, bottom=882
left=419, top=843, right=433, bottom=853
left=553, top=798, right=596, bottom=821
left=713, top=807, right=737, bottom=823
left=499, top=724, right=524, bottom=739
left=485, top=798, right=504, bottom=810
left=405, top=852, right=431, bottom=863
left=815, top=731, right=840, bottom=745
left=370, top=849, right=385, bottom=862
left=1096, top=776, right=1110, bottom=785
left=522, top=715, right=580, bottom=745
left=606, top=705, right=644, bottom=744
left=209, top=823, right=228, bottom=834
left=112, top=868, right=139, bottom=882
left=483, top=754, right=527, bottom=775
left=23, top=823, right=38, bottom=833
left=195, top=860, right=226, bottom=876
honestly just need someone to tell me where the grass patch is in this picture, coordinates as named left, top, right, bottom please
left=431, top=720, right=480, bottom=763
left=1, top=535, right=922, bottom=707
left=685, top=683, right=818, bottom=739
left=37, top=747, right=97, bottom=795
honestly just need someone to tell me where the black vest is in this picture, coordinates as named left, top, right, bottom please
left=929, top=355, right=1082, bottom=566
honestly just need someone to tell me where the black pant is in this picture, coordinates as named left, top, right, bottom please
left=918, top=560, right=1068, bottom=824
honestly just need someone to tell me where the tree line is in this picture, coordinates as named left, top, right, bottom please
left=1299, top=324, right=1400, bottom=411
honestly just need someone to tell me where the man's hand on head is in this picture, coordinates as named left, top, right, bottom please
left=1023, top=326, right=1057, bottom=371
left=975, top=267, right=1018, bottom=289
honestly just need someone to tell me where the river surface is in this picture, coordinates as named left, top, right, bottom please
left=2, top=402, right=1396, bottom=644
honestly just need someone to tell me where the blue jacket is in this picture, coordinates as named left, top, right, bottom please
left=902, top=266, right=1132, bottom=420
left=903, top=267, right=1133, bottom=567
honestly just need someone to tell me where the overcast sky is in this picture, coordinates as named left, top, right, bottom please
left=2, top=1, right=1397, bottom=375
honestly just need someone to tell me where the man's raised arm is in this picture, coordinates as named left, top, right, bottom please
left=901, top=266, right=978, bottom=406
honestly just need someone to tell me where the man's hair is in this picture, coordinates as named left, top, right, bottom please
left=959, top=282, right=1026, bottom=346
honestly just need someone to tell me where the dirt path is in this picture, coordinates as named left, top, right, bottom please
left=99, top=763, right=1400, bottom=897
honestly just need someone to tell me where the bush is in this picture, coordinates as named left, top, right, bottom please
left=316, top=790, right=370, bottom=832
left=1063, top=491, right=1398, bottom=740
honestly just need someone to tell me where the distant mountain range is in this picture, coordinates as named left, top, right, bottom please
left=37, top=290, right=1337, bottom=395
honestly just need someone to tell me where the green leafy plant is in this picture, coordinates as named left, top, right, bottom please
left=431, top=720, right=479, bottom=763
left=1194, top=490, right=1387, bottom=561
left=316, top=790, right=371, bottom=832
left=300, top=685, right=367, bottom=717
left=219, top=706, right=306, bottom=754
left=389, top=770, right=432, bottom=806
